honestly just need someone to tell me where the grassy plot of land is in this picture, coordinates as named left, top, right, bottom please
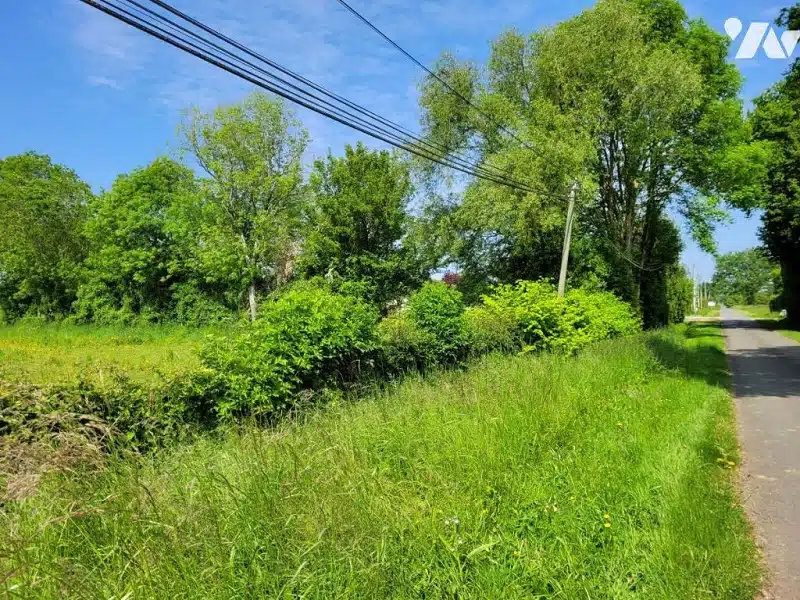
left=1, top=324, right=760, bottom=599
left=732, top=305, right=800, bottom=344
left=732, top=305, right=782, bottom=320
left=0, top=323, right=218, bottom=385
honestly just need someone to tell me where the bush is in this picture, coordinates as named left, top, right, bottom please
left=463, top=304, right=520, bottom=354
left=376, top=310, right=436, bottom=374
left=480, top=280, right=639, bottom=354
left=565, top=288, right=641, bottom=342
left=482, top=280, right=582, bottom=353
left=171, top=283, right=235, bottom=327
left=406, top=282, right=468, bottom=364
left=666, top=266, right=692, bottom=324
left=0, top=371, right=215, bottom=455
left=201, top=285, right=379, bottom=421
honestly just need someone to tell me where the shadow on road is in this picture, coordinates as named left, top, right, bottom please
left=646, top=320, right=800, bottom=399
left=645, top=323, right=730, bottom=388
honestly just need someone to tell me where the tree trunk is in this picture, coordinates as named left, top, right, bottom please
left=248, top=283, right=257, bottom=322
left=783, top=260, right=800, bottom=328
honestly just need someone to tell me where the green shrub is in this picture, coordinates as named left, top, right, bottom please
left=0, top=371, right=215, bottom=456
left=376, top=309, right=435, bottom=374
left=666, top=265, right=692, bottom=324
left=201, top=285, right=379, bottom=421
left=406, top=282, right=468, bottom=364
left=463, top=304, right=520, bottom=354
left=482, top=280, right=582, bottom=353
left=171, top=284, right=235, bottom=327
left=480, top=280, right=639, bottom=354
left=565, top=288, right=641, bottom=342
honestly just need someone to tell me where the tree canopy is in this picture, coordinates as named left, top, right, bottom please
left=712, top=249, right=775, bottom=306
left=750, top=3, right=800, bottom=324
left=0, top=152, right=90, bottom=320
left=418, top=0, right=768, bottom=325
left=300, top=142, right=430, bottom=308
left=179, top=92, right=309, bottom=321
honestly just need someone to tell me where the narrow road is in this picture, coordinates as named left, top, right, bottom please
left=722, top=307, right=800, bottom=599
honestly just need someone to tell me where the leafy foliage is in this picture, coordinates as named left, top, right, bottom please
left=200, top=284, right=378, bottom=421
left=406, top=281, right=468, bottom=364
left=75, top=157, right=197, bottom=324
left=300, top=143, right=430, bottom=309
left=179, top=92, right=309, bottom=321
left=712, top=249, right=775, bottom=306
left=462, top=304, right=520, bottom=354
left=666, top=265, right=693, bottom=324
left=481, top=280, right=640, bottom=354
left=751, top=19, right=800, bottom=325
left=0, top=153, right=90, bottom=320
left=417, top=0, right=768, bottom=326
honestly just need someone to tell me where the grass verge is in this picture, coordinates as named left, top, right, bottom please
left=1, top=323, right=760, bottom=599
left=732, top=305, right=800, bottom=343
left=732, top=305, right=781, bottom=320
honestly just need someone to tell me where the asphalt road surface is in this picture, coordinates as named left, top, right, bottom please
left=722, top=307, right=800, bottom=599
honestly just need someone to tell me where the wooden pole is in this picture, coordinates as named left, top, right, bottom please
left=557, top=183, right=578, bottom=298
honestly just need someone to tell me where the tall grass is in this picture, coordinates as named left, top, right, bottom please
left=0, top=322, right=221, bottom=385
left=1, top=324, right=760, bottom=599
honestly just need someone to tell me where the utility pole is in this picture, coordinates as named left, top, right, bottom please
left=557, top=183, right=578, bottom=298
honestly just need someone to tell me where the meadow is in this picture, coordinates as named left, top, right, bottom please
left=0, top=322, right=218, bottom=385
left=1, top=323, right=761, bottom=599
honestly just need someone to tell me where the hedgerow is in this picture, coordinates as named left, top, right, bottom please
left=1, top=279, right=640, bottom=492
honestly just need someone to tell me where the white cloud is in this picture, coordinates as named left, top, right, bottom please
left=66, top=0, right=533, bottom=156
left=87, top=75, right=122, bottom=90
left=71, top=0, right=150, bottom=70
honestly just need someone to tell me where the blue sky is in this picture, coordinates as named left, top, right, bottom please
left=0, top=0, right=795, bottom=280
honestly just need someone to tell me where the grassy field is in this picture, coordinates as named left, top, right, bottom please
left=693, top=306, right=720, bottom=318
left=0, top=322, right=220, bottom=385
left=1, top=323, right=761, bottom=599
left=732, top=305, right=781, bottom=320
left=732, top=305, right=800, bottom=343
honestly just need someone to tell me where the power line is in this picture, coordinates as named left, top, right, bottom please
left=334, top=0, right=547, bottom=160
left=105, top=0, right=523, bottom=187
left=78, top=0, right=555, bottom=196
left=143, top=0, right=523, bottom=186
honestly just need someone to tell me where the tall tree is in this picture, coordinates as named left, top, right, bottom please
left=180, top=92, right=309, bottom=321
left=711, top=249, right=775, bottom=306
left=751, top=4, right=800, bottom=325
left=75, top=157, right=196, bottom=324
left=0, top=153, right=90, bottom=320
left=418, top=0, right=768, bottom=325
left=300, top=143, right=429, bottom=308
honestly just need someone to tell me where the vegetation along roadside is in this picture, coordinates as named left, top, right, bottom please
left=1, top=322, right=760, bottom=599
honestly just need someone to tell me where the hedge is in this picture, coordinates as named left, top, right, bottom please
left=1, top=279, right=641, bottom=480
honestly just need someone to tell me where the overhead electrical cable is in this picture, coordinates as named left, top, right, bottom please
left=142, top=0, right=525, bottom=186
left=333, top=0, right=552, bottom=162
left=79, top=0, right=554, bottom=195
left=89, top=0, right=518, bottom=187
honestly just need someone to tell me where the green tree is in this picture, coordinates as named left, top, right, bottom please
left=750, top=4, right=800, bottom=325
left=418, top=0, right=768, bottom=325
left=300, top=143, right=429, bottom=308
left=711, top=249, right=775, bottom=306
left=75, top=157, right=196, bottom=324
left=666, top=264, right=693, bottom=323
left=0, top=152, right=90, bottom=320
left=180, top=92, right=309, bottom=321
